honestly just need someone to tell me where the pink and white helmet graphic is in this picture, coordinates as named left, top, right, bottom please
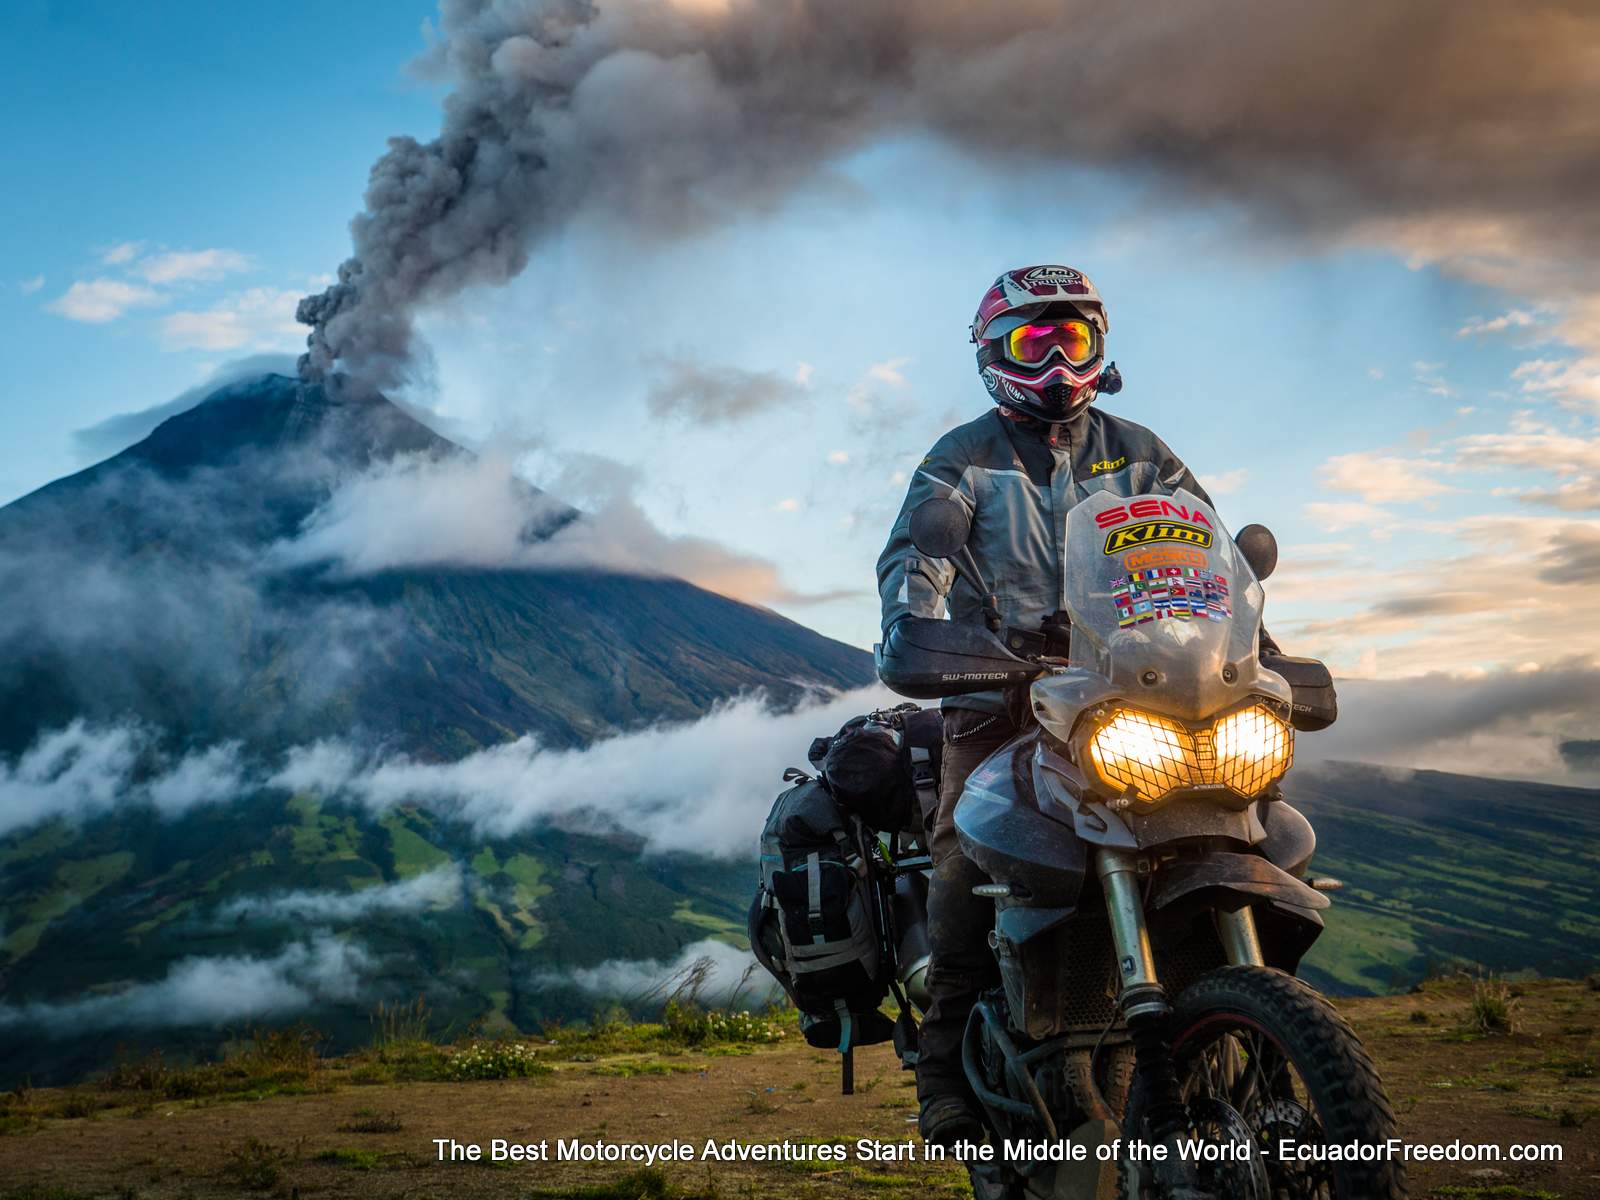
left=971, top=265, right=1110, bottom=423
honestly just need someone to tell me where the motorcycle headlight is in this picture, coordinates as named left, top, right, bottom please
left=1085, top=702, right=1293, bottom=804
left=1212, top=703, right=1295, bottom=797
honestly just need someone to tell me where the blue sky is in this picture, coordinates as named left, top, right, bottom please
left=6, top=1, right=1598, bottom=734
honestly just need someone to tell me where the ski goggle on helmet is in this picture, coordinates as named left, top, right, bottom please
left=1003, top=318, right=1098, bottom=368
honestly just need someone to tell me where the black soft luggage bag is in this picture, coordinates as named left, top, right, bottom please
left=747, top=774, right=895, bottom=1053
left=810, top=703, right=944, bottom=836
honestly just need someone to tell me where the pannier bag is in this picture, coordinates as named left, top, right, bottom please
left=810, top=703, right=944, bottom=835
left=748, top=773, right=896, bottom=1052
left=1262, top=653, right=1338, bottom=732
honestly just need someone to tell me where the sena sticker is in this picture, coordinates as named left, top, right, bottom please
left=1104, top=520, right=1214, bottom=554
left=1095, top=499, right=1214, bottom=530
left=1089, top=455, right=1127, bottom=476
left=1112, top=567, right=1232, bottom=628
left=1122, top=546, right=1208, bottom=571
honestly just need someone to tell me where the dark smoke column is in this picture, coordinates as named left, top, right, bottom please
left=297, top=1, right=1596, bottom=391
left=295, top=0, right=597, bottom=391
left=294, top=123, right=548, bottom=391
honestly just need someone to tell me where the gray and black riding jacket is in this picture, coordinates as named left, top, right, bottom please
left=877, top=405, right=1212, bottom=716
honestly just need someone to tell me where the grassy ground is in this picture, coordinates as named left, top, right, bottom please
left=1, top=979, right=1596, bottom=1199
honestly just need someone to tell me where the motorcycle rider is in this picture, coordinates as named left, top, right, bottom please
left=877, top=265, right=1235, bottom=1147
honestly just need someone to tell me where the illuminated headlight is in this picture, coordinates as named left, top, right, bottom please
left=1212, top=704, right=1295, bottom=797
left=1086, top=703, right=1293, bottom=803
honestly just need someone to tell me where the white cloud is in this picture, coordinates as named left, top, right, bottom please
left=535, top=938, right=777, bottom=1006
left=272, top=452, right=540, bottom=575
left=1454, top=430, right=1600, bottom=477
left=269, top=685, right=891, bottom=858
left=1317, top=452, right=1455, bottom=504
left=1280, top=513, right=1600, bottom=676
left=1301, top=499, right=1396, bottom=535
left=773, top=497, right=800, bottom=512
left=272, top=452, right=855, bottom=608
left=793, top=362, right=815, bottom=386
left=18, top=275, right=44, bottom=295
left=1410, top=360, right=1455, bottom=399
left=0, top=934, right=372, bottom=1033
left=1450, top=429, right=1600, bottom=510
left=826, top=449, right=850, bottom=465
left=101, top=241, right=144, bottom=265
left=866, top=356, right=911, bottom=387
left=46, top=278, right=163, bottom=323
left=218, top=866, right=462, bottom=923
left=1512, top=357, right=1600, bottom=410
left=1203, top=467, right=1249, bottom=496
left=0, top=722, right=247, bottom=837
left=1457, top=309, right=1541, bottom=339
left=160, top=287, right=305, bottom=351
left=134, top=248, right=252, bottom=285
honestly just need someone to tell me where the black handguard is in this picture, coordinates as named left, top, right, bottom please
left=1260, top=652, right=1338, bottom=732
left=875, top=616, right=1039, bottom=700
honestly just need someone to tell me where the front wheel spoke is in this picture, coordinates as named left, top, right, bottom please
left=1232, top=1030, right=1270, bottom=1114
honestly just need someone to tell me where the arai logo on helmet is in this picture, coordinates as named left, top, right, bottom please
left=1021, top=266, right=1083, bottom=288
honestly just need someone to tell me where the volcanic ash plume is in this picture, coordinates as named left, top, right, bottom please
left=297, top=0, right=1600, bottom=390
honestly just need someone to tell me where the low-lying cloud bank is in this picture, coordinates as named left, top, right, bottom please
left=215, top=865, right=462, bottom=923
left=273, top=686, right=892, bottom=857
left=6, top=662, right=1598, bottom=861
left=1295, top=661, right=1600, bottom=783
left=0, top=934, right=372, bottom=1035
left=0, top=721, right=244, bottom=838
left=533, top=938, right=777, bottom=1008
left=0, top=687, right=891, bottom=856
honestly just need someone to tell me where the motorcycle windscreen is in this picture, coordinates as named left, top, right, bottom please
left=1064, top=490, right=1264, bottom=722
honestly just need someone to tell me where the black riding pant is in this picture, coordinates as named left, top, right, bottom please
left=915, top=707, right=1018, bottom=1103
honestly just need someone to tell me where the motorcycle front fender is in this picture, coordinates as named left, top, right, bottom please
left=1148, top=850, right=1326, bottom=972
left=1149, top=851, right=1329, bottom=915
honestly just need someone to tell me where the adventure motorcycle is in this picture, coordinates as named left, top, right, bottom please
left=876, top=489, right=1405, bottom=1200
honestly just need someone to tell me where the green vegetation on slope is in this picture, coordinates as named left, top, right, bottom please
left=1291, top=762, right=1600, bottom=995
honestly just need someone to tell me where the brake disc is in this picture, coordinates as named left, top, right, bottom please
left=1185, top=1096, right=1272, bottom=1200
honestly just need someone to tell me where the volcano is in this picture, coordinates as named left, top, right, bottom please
left=0, top=374, right=870, bottom=757
left=0, top=374, right=875, bottom=1085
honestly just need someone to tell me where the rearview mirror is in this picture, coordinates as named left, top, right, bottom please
left=1234, top=523, right=1278, bottom=581
left=909, top=497, right=972, bottom=559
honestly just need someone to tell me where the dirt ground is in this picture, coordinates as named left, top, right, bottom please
left=2, top=978, right=1597, bottom=1199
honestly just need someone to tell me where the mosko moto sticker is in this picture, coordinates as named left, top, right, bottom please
left=1122, top=546, right=1208, bottom=571
left=1103, top=519, right=1214, bottom=555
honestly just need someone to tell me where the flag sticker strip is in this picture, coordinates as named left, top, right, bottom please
left=1112, top=567, right=1232, bottom=627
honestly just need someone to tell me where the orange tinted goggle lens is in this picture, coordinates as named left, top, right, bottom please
left=1007, top=320, right=1095, bottom=367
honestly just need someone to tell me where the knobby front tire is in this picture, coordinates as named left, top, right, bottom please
left=1139, top=964, right=1408, bottom=1200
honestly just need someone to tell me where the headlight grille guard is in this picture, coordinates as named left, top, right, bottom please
left=1067, top=695, right=1295, bottom=810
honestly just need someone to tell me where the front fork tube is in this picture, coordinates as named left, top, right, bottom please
left=1216, top=903, right=1266, bottom=967
left=1095, top=847, right=1266, bottom=1150
left=1095, top=848, right=1268, bottom=1009
left=1095, top=847, right=1166, bottom=1020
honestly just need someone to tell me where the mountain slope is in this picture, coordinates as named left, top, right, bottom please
left=0, top=374, right=870, bottom=755
left=1289, top=761, right=1600, bottom=995
left=3, top=758, right=1595, bottom=1087
left=0, top=790, right=759, bottom=1087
